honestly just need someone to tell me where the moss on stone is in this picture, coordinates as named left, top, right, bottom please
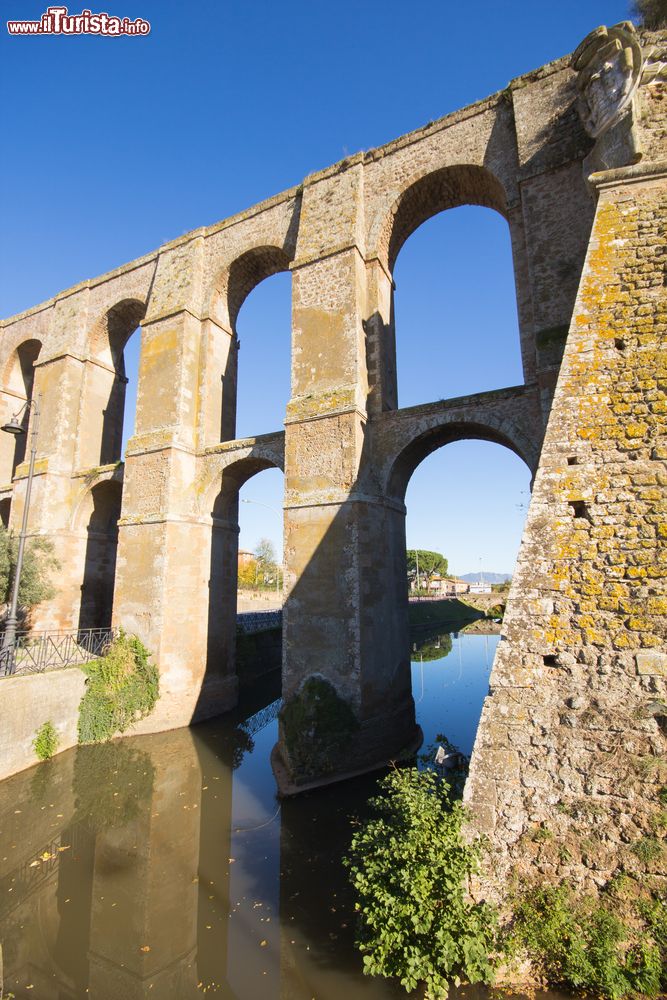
left=279, top=675, right=359, bottom=781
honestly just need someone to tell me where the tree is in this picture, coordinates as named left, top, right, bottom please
left=0, top=525, right=59, bottom=625
left=632, top=0, right=667, bottom=29
left=406, top=549, right=448, bottom=585
left=238, top=557, right=259, bottom=589
left=255, top=537, right=276, bottom=572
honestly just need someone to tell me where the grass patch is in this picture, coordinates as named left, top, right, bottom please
left=77, top=632, right=159, bottom=744
left=507, top=884, right=666, bottom=999
left=33, top=720, right=58, bottom=761
left=408, top=599, right=482, bottom=630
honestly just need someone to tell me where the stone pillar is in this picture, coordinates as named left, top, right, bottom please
left=276, top=169, right=419, bottom=792
left=465, top=160, right=667, bottom=894
left=15, top=351, right=93, bottom=632
left=113, top=238, right=238, bottom=731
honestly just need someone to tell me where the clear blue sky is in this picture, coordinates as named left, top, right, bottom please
left=1, top=0, right=632, bottom=575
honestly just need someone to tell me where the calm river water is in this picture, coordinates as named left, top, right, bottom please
left=0, top=629, right=527, bottom=999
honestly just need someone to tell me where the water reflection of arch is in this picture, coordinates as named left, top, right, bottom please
left=200, top=436, right=284, bottom=686
left=73, top=474, right=124, bottom=631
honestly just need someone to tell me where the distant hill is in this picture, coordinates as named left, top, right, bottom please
left=459, top=572, right=511, bottom=584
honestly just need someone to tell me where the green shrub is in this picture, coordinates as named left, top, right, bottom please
left=631, top=835, right=664, bottom=866
left=77, top=632, right=159, bottom=744
left=33, top=720, right=58, bottom=760
left=344, top=767, right=498, bottom=998
left=507, top=884, right=664, bottom=999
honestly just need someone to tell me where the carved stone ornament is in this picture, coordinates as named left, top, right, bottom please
left=572, top=22, right=667, bottom=144
left=571, top=22, right=644, bottom=139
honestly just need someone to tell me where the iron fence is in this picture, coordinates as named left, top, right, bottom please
left=0, top=626, right=117, bottom=678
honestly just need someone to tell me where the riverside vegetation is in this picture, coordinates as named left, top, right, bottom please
left=345, top=766, right=666, bottom=1000
left=77, top=631, right=159, bottom=744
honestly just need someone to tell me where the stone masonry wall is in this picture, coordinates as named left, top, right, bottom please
left=465, top=169, right=667, bottom=895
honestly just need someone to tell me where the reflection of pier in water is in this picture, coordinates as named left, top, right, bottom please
left=0, top=687, right=291, bottom=999
left=0, top=631, right=496, bottom=1000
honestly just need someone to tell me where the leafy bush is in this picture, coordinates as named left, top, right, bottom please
left=77, top=632, right=159, bottom=744
left=33, top=720, right=58, bottom=760
left=0, top=524, right=59, bottom=623
left=344, top=767, right=498, bottom=998
left=507, top=884, right=665, bottom=999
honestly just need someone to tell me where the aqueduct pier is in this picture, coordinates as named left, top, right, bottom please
left=1, top=22, right=665, bottom=885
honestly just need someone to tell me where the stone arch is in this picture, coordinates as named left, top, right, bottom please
left=80, top=298, right=147, bottom=468
left=205, top=245, right=293, bottom=444
left=385, top=417, right=534, bottom=503
left=372, top=164, right=509, bottom=274
left=212, top=245, right=293, bottom=335
left=206, top=451, right=284, bottom=686
left=0, top=338, right=42, bottom=483
left=77, top=478, right=123, bottom=631
left=88, top=298, right=147, bottom=367
left=364, top=164, right=516, bottom=416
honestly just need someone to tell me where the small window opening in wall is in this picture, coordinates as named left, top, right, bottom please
left=567, top=456, right=578, bottom=466
left=568, top=499, right=591, bottom=521
left=543, top=654, right=558, bottom=667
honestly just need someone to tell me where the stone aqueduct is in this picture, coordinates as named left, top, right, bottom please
left=1, top=22, right=666, bottom=875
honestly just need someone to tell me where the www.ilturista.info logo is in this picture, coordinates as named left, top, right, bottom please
left=7, top=6, right=150, bottom=35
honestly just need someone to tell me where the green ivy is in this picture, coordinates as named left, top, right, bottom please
left=344, top=767, right=498, bottom=998
left=77, top=631, right=159, bottom=744
left=33, top=720, right=58, bottom=760
left=507, top=884, right=666, bottom=999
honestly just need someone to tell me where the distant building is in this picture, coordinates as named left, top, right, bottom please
left=425, top=575, right=470, bottom=596
left=238, top=549, right=255, bottom=569
left=468, top=581, right=492, bottom=594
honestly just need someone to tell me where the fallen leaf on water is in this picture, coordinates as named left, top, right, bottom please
left=260, top=939, right=267, bottom=947
left=140, top=945, right=151, bottom=953
left=57, top=845, right=71, bottom=852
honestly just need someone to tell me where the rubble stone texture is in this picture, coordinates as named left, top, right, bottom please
left=0, top=20, right=664, bottom=886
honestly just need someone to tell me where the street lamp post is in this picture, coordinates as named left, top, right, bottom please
left=1, top=395, right=41, bottom=672
left=240, top=498, right=283, bottom=598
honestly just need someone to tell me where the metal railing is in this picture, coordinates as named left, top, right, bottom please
left=0, top=626, right=117, bottom=678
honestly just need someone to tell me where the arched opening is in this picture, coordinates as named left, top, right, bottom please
left=393, top=206, right=523, bottom=406
left=0, top=339, right=42, bottom=483
left=373, top=164, right=524, bottom=413
left=81, top=299, right=145, bottom=469
left=78, top=479, right=123, bottom=632
left=207, top=246, right=292, bottom=445
left=235, top=271, right=292, bottom=440
left=0, top=498, right=10, bottom=529
left=207, top=460, right=284, bottom=695
left=400, top=436, right=531, bottom=759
